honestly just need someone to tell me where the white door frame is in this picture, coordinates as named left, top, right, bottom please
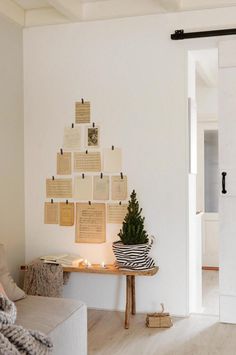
left=187, top=48, right=219, bottom=315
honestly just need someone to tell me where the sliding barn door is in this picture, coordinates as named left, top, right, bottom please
left=219, top=39, right=236, bottom=323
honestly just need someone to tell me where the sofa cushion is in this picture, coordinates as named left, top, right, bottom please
left=15, top=295, right=86, bottom=334
left=0, top=244, right=25, bottom=301
left=15, top=295, right=87, bottom=355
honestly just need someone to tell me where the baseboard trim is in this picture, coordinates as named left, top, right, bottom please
left=88, top=307, right=188, bottom=318
left=202, top=266, right=219, bottom=271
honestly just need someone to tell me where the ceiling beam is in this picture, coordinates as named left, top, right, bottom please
left=48, top=0, right=82, bottom=21
left=158, top=0, right=182, bottom=11
left=0, top=0, right=24, bottom=26
left=83, top=0, right=164, bottom=21
left=25, top=7, right=69, bottom=27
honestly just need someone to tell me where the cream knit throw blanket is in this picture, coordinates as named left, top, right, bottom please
left=23, top=259, right=70, bottom=298
left=0, top=294, right=53, bottom=355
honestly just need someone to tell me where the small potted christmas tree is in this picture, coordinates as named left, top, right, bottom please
left=112, top=190, right=155, bottom=270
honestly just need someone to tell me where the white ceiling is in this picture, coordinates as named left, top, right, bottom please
left=5, top=0, right=236, bottom=27
left=80, top=0, right=110, bottom=2
left=14, top=0, right=49, bottom=10
left=14, top=0, right=108, bottom=10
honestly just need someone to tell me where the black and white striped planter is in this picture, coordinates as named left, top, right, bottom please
left=112, top=239, right=155, bottom=271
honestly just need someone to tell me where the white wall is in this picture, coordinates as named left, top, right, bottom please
left=0, top=15, right=24, bottom=282
left=24, top=7, right=236, bottom=315
left=197, top=85, right=218, bottom=119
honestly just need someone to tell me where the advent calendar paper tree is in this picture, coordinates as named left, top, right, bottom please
left=44, top=99, right=129, bottom=244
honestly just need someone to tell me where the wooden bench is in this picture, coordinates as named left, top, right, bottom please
left=63, top=264, right=159, bottom=329
left=22, top=263, right=159, bottom=329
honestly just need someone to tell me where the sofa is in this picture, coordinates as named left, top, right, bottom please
left=16, top=295, right=87, bottom=355
left=0, top=244, right=87, bottom=354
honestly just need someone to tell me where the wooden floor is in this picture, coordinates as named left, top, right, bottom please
left=202, top=270, right=219, bottom=315
left=88, top=309, right=236, bottom=355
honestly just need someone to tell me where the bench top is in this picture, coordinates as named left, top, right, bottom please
left=63, top=264, right=159, bottom=276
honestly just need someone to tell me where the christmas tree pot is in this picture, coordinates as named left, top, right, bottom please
left=112, top=239, right=155, bottom=270
left=113, top=190, right=155, bottom=271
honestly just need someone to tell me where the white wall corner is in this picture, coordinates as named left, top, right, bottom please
left=48, top=0, right=82, bottom=21
left=0, top=0, right=24, bottom=26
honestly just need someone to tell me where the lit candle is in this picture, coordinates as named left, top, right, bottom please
left=101, top=261, right=106, bottom=268
left=84, top=259, right=88, bottom=267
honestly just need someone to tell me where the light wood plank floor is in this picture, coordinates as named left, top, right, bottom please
left=202, top=270, right=219, bottom=315
left=88, top=309, right=236, bottom=355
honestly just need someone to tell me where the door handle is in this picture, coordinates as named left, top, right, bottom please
left=222, top=172, right=227, bottom=194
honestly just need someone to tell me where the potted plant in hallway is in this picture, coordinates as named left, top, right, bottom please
left=112, top=190, right=155, bottom=270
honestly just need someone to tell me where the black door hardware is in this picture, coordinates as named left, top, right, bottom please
left=222, top=172, right=227, bottom=194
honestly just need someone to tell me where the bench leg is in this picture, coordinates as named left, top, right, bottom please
left=131, top=276, right=136, bottom=315
left=125, top=275, right=132, bottom=329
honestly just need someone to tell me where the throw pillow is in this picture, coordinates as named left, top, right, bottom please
left=0, top=244, right=25, bottom=301
left=0, top=282, right=7, bottom=298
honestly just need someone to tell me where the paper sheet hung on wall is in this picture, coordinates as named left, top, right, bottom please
left=107, top=203, right=128, bottom=224
left=103, top=148, right=122, bottom=173
left=73, top=175, right=93, bottom=200
left=59, top=202, right=74, bottom=226
left=75, top=203, right=106, bottom=243
left=74, top=152, right=101, bottom=172
left=75, top=101, right=90, bottom=124
left=111, top=175, right=128, bottom=200
left=85, top=126, right=100, bottom=148
left=93, top=175, right=109, bottom=200
left=63, top=126, right=81, bottom=150
left=57, top=152, right=72, bottom=175
left=46, top=178, right=72, bottom=198
left=44, top=202, right=59, bottom=224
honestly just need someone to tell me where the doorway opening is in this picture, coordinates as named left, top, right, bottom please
left=188, top=48, right=219, bottom=316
